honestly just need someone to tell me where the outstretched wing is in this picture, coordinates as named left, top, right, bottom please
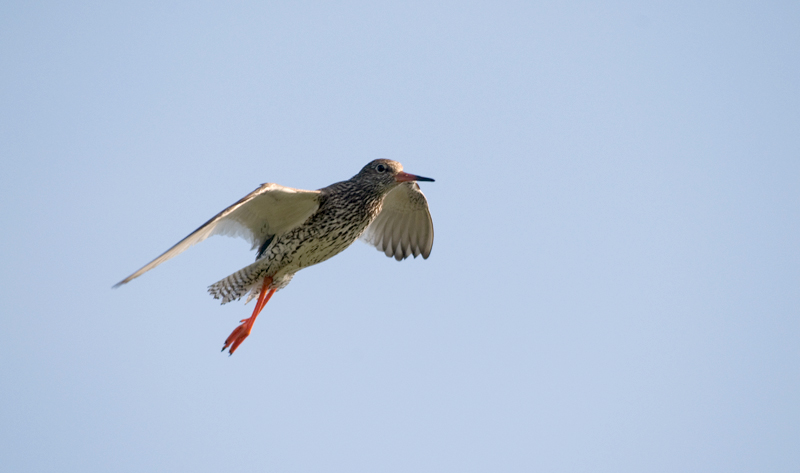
left=114, top=183, right=321, bottom=287
left=361, top=181, right=434, bottom=261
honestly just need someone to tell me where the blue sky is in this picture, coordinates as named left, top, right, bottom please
left=2, top=2, right=799, bottom=472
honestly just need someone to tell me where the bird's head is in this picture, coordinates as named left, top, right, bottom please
left=355, top=159, right=435, bottom=193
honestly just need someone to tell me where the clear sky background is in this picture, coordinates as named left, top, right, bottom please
left=2, top=2, right=798, bottom=472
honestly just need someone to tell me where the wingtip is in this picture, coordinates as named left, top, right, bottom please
left=112, top=278, right=129, bottom=289
left=422, top=246, right=432, bottom=259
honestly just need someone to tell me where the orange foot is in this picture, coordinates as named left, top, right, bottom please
left=222, top=277, right=276, bottom=355
left=222, top=317, right=255, bottom=355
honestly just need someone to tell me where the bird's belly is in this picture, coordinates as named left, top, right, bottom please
left=282, top=240, right=346, bottom=273
left=266, top=222, right=367, bottom=277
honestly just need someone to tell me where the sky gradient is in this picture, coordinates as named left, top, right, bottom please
left=2, top=2, right=799, bottom=472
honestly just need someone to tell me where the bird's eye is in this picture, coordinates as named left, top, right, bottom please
left=376, top=164, right=387, bottom=173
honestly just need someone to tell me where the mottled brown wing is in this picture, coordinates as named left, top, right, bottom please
left=361, top=181, right=434, bottom=261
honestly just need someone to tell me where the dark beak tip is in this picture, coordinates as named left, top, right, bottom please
left=396, top=172, right=435, bottom=183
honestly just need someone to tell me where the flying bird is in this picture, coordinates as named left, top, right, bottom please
left=114, top=159, right=434, bottom=354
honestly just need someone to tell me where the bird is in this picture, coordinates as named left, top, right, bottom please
left=114, top=159, right=434, bottom=354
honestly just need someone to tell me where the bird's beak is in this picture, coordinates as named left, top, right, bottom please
left=395, top=171, right=435, bottom=183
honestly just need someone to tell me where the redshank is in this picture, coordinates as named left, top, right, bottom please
left=114, top=159, right=434, bottom=354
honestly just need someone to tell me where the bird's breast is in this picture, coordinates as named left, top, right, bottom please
left=262, top=198, right=380, bottom=276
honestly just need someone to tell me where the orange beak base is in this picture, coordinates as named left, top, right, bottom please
left=395, top=171, right=435, bottom=183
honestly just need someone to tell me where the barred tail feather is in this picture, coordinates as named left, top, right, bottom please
left=208, top=259, right=269, bottom=304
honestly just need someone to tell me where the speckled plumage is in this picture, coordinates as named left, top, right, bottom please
left=208, top=176, right=389, bottom=304
left=114, top=159, right=434, bottom=354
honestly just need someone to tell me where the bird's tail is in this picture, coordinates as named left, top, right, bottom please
left=208, top=259, right=269, bottom=305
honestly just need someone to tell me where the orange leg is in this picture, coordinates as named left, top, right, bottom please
left=222, top=276, right=276, bottom=355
